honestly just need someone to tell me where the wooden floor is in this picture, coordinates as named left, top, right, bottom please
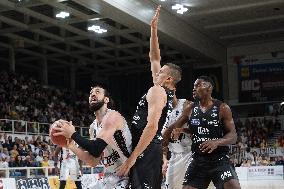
left=207, top=180, right=284, bottom=189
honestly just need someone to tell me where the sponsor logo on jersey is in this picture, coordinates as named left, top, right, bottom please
left=208, top=120, right=219, bottom=127
left=197, top=127, right=210, bottom=135
left=221, top=171, right=232, bottom=180
left=211, top=113, right=218, bottom=118
left=191, top=119, right=200, bottom=126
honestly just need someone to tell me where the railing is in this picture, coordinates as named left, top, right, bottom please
left=0, top=165, right=104, bottom=178
left=237, top=115, right=284, bottom=130
left=229, top=145, right=284, bottom=163
left=0, top=119, right=90, bottom=138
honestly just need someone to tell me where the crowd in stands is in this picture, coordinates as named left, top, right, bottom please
left=232, top=117, right=284, bottom=167
left=231, top=152, right=284, bottom=167
left=0, top=71, right=94, bottom=129
left=0, top=133, right=56, bottom=177
left=235, top=118, right=274, bottom=149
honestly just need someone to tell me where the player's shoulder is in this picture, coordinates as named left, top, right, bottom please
left=218, top=101, right=232, bottom=116
left=219, top=102, right=231, bottom=110
left=147, top=85, right=166, bottom=98
left=106, top=109, right=123, bottom=119
left=149, top=85, right=166, bottom=93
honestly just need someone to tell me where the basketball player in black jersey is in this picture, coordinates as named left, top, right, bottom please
left=163, top=76, right=241, bottom=189
left=117, top=6, right=182, bottom=189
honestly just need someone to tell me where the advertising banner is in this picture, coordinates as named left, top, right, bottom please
left=16, top=177, right=50, bottom=189
left=235, top=167, right=248, bottom=180
left=49, top=175, right=100, bottom=189
left=247, top=166, right=283, bottom=180
left=238, top=57, right=284, bottom=102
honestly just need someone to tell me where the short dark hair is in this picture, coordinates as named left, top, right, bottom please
left=197, top=75, right=214, bottom=89
left=91, top=85, right=115, bottom=109
left=165, top=63, right=182, bottom=85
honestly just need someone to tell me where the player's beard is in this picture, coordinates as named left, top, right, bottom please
left=89, top=100, right=105, bottom=112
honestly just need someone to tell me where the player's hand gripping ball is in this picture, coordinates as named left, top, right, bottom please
left=49, top=121, right=71, bottom=147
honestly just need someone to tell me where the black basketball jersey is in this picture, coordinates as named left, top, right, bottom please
left=131, top=87, right=174, bottom=149
left=188, top=99, right=229, bottom=157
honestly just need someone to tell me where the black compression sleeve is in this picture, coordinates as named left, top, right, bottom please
left=71, top=132, right=108, bottom=158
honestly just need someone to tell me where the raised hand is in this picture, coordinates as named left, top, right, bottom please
left=151, top=5, right=161, bottom=29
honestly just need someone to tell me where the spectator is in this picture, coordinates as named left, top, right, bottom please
left=35, top=150, right=44, bottom=166
left=10, top=145, right=19, bottom=157
left=0, top=133, right=5, bottom=144
left=260, top=139, right=268, bottom=149
left=275, top=156, right=284, bottom=165
left=18, top=144, right=27, bottom=157
left=0, top=157, right=8, bottom=177
left=2, top=148, right=9, bottom=161
left=9, top=156, right=18, bottom=167
left=259, top=156, right=269, bottom=166
left=15, top=155, right=25, bottom=167
left=241, top=159, right=252, bottom=167
left=23, top=156, right=33, bottom=167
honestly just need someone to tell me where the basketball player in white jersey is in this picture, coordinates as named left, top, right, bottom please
left=53, top=85, right=132, bottom=189
left=54, top=146, right=82, bottom=189
left=162, top=92, right=193, bottom=189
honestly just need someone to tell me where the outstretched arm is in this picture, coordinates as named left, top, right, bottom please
left=150, top=5, right=161, bottom=84
left=117, top=85, right=167, bottom=176
left=162, top=102, right=192, bottom=147
left=53, top=111, right=124, bottom=158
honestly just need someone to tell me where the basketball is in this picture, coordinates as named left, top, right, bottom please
left=49, top=121, right=69, bottom=147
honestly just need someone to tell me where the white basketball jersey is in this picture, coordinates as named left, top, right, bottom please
left=162, top=99, right=192, bottom=153
left=61, top=147, right=78, bottom=161
left=90, top=109, right=132, bottom=174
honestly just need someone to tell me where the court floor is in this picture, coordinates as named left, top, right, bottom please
left=208, top=180, right=284, bottom=189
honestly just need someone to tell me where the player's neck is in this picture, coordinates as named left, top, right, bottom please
left=199, top=96, right=213, bottom=108
left=172, top=96, right=178, bottom=108
left=95, top=107, right=108, bottom=123
left=165, top=84, right=175, bottom=90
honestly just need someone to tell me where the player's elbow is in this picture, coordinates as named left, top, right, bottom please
left=146, top=121, right=158, bottom=134
left=231, top=132, right=237, bottom=144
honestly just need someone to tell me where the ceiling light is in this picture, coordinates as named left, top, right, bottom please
left=90, top=18, right=101, bottom=21
left=88, top=25, right=107, bottom=34
left=281, top=102, right=284, bottom=106
left=172, top=4, right=188, bottom=14
left=172, top=4, right=183, bottom=10
left=177, top=7, right=188, bottom=14
left=160, top=0, right=166, bottom=2
left=55, top=11, right=70, bottom=19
